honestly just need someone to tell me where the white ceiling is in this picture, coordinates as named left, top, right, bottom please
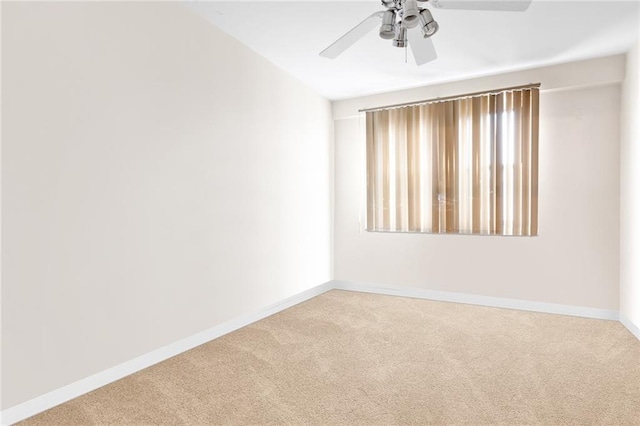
left=188, top=1, right=640, bottom=100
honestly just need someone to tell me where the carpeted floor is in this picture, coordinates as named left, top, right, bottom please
left=20, top=290, right=640, bottom=425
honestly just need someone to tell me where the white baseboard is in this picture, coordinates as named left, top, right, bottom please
left=620, top=314, right=640, bottom=341
left=333, top=280, right=620, bottom=321
left=0, top=281, right=334, bottom=426
left=1, top=279, right=630, bottom=425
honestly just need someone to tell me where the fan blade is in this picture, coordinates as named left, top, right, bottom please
left=430, top=0, right=532, bottom=11
left=407, top=29, right=438, bottom=66
left=320, top=11, right=384, bottom=59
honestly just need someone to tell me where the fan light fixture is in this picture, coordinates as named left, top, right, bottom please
left=319, top=0, right=533, bottom=66
left=419, top=9, right=439, bottom=38
left=393, top=26, right=407, bottom=48
left=402, top=0, right=420, bottom=28
left=379, top=10, right=396, bottom=39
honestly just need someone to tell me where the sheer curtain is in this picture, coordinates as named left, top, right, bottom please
left=366, top=86, right=539, bottom=236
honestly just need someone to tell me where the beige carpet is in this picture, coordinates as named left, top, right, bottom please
left=20, top=290, right=640, bottom=425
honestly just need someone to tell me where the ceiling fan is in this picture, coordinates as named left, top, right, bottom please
left=319, top=0, right=533, bottom=66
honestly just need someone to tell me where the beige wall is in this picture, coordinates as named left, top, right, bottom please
left=333, top=57, right=622, bottom=311
left=1, top=2, right=332, bottom=409
left=620, top=41, right=640, bottom=330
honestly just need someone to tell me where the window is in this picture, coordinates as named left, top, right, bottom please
left=365, top=85, right=539, bottom=236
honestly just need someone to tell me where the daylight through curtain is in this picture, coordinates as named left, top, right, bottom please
left=366, top=86, right=539, bottom=236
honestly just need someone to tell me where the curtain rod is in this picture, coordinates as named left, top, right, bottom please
left=358, top=83, right=541, bottom=113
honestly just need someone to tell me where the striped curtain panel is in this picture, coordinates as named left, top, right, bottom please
left=366, top=86, right=539, bottom=236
